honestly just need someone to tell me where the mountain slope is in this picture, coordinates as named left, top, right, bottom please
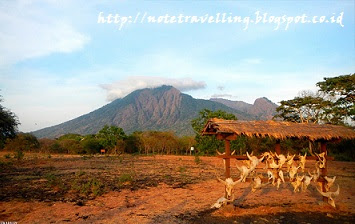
left=32, top=86, right=253, bottom=138
left=210, top=97, right=278, bottom=120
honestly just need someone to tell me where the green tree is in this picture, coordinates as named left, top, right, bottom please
left=39, top=138, right=57, bottom=153
left=275, top=73, right=355, bottom=126
left=4, top=133, right=40, bottom=152
left=56, top=133, right=84, bottom=154
left=273, top=74, right=355, bottom=161
left=316, top=73, right=355, bottom=124
left=0, top=95, right=19, bottom=148
left=81, top=136, right=102, bottom=154
left=191, top=109, right=237, bottom=133
left=50, top=142, right=66, bottom=153
left=124, top=132, right=141, bottom=154
left=191, top=109, right=237, bottom=155
left=274, top=91, right=330, bottom=124
left=178, top=136, right=196, bottom=155
left=58, top=133, right=83, bottom=141
left=96, top=125, right=126, bottom=154
left=59, top=139, right=83, bottom=154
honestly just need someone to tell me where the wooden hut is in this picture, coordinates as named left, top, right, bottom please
left=202, top=118, right=355, bottom=201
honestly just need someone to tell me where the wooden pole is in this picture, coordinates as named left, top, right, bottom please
left=224, top=139, right=231, bottom=198
left=320, top=141, right=328, bottom=203
left=225, top=139, right=231, bottom=178
left=275, top=139, right=281, bottom=155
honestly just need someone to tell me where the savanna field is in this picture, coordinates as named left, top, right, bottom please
left=1, top=152, right=354, bottom=224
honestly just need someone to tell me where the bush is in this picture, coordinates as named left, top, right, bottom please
left=118, top=173, right=133, bottom=183
left=45, top=173, right=64, bottom=189
left=72, top=177, right=104, bottom=196
left=59, top=139, right=83, bottom=154
left=50, top=142, right=66, bottom=154
left=194, top=154, right=201, bottom=164
left=4, top=133, right=40, bottom=152
left=13, top=149, right=24, bottom=160
left=38, top=138, right=56, bottom=153
left=328, top=139, right=355, bottom=161
left=81, top=137, right=102, bottom=154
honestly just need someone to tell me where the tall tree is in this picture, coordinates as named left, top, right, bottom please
left=0, top=95, right=19, bottom=148
left=191, top=109, right=237, bottom=155
left=274, top=91, right=331, bottom=124
left=96, top=125, right=126, bottom=153
left=316, top=73, right=355, bottom=124
left=4, top=133, right=40, bottom=152
left=191, top=109, right=237, bottom=134
left=275, top=74, right=354, bottom=126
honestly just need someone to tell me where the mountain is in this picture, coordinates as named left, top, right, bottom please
left=32, top=86, right=254, bottom=138
left=210, top=97, right=278, bottom=120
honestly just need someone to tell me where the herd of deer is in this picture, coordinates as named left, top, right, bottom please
left=211, top=151, right=339, bottom=209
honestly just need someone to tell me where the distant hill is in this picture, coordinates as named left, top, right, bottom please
left=210, top=97, right=278, bottom=120
left=32, top=86, right=255, bottom=138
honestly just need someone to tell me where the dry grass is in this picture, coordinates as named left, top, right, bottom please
left=0, top=152, right=354, bottom=223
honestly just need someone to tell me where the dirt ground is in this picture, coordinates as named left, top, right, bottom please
left=0, top=153, right=354, bottom=223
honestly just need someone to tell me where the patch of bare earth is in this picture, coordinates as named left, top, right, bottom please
left=0, top=154, right=354, bottom=223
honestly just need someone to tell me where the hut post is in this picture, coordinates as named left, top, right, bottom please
left=320, top=140, right=328, bottom=202
left=275, top=139, right=281, bottom=155
left=224, top=139, right=231, bottom=178
left=224, top=139, right=231, bottom=199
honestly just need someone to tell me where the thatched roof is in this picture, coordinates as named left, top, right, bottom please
left=202, top=118, right=355, bottom=141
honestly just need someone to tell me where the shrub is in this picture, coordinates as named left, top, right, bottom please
left=4, top=133, right=40, bottom=152
left=45, top=173, right=64, bottom=189
left=50, top=142, right=66, bottom=154
left=13, top=149, right=24, bottom=160
left=81, top=138, right=102, bottom=154
left=194, top=154, right=201, bottom=164
left=118, top=173, right=133, bottom=183
left=72, top=177, right=104, bottom=196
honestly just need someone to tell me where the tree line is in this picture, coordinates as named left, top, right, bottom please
left=0, top=73, right=354, bottom=160
left=190, top=74, right=354, bottom=160
left=1, top=126, right=196, bottom=156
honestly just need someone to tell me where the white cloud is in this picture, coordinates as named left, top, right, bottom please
left=101, top=76, right=206, bottom=101
left=210, top=94, right=235, bottom=99
left=0, top=1, right=90, bottom=66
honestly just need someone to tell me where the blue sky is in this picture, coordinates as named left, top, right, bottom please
left=0, top=0, right=354, bottom=132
